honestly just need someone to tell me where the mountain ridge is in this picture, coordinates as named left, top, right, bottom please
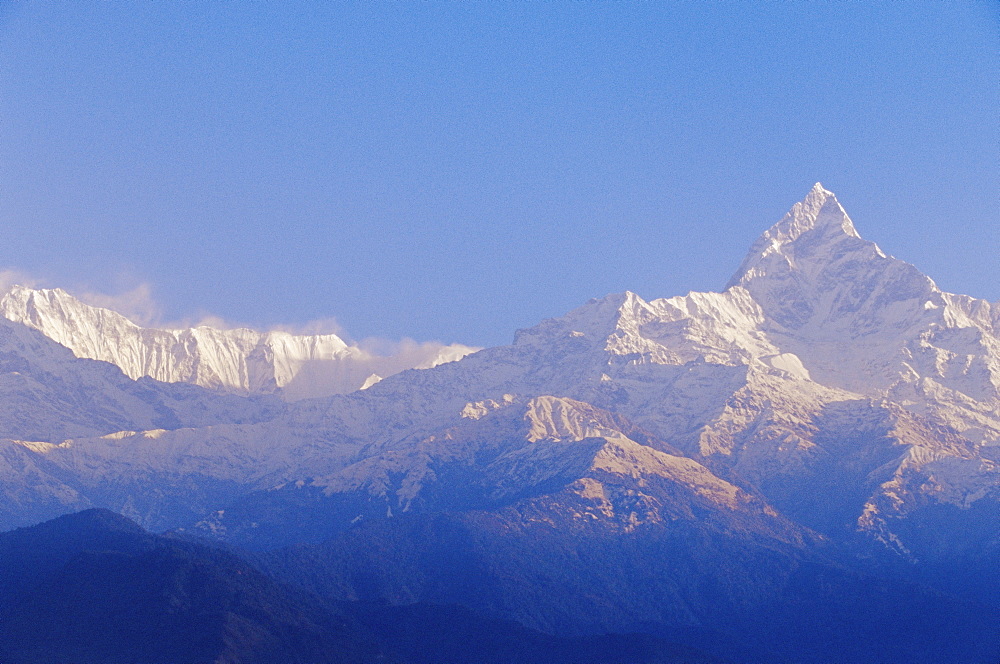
left=0, top=285, right=477, bottom=400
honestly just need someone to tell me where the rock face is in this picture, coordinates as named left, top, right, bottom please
left=0, top=285, right=477, bottom=400
left=2, top=184, right=1000, bottom=661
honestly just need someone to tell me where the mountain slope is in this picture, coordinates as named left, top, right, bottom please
left=194, top=395, right=806, bottom=549
left=0, top=509, right=385, bottom=664
left=0, top=315, right=280, bottom=443
left=0, top=510, right=725, bottom=664
left=260, top=502, right=1000, bottom=664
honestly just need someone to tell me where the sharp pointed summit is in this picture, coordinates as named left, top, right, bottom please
left=784, top=182, right=861, bottom=240
left=726, top=183, right=866, bottom=291
left=723, top=184, right=939, bottom=337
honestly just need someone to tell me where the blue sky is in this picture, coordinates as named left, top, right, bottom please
left=0, top=2, right=996, bottom=346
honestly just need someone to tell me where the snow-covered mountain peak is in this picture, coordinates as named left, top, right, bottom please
left=3, top=285, right=138, bottom=336
left=721, top=185, right=940, bottom=339
left=726, top=184, right=868, bottom=290
left=699, top=187, right=1000, bottom=410
left=776, top=182, right=861, bottom=243
left=512, top=291, right=643, bottom=349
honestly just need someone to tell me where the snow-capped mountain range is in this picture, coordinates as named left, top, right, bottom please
left=2, top=183, right=998, bottom=567
left=0, top=285, right=477, bottom=400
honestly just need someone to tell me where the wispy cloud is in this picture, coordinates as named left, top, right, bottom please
left=0, top=269, right=41, bottom=294
left=269, top=317, right=345, bottom=337
left=357, top=336, right=481, bottom=369
left=76, top=283, right=163, bottom=327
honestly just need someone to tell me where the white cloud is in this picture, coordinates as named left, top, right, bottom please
left=357, top=336, right=481, bottom=373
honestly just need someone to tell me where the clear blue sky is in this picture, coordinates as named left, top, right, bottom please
left=1, top=2, right=997, bottom=346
